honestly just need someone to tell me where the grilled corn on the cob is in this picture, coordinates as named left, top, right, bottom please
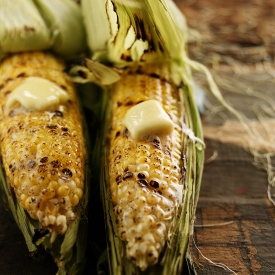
left=0, top=51, right=86, bottom=236
left=107, top=65, right=186, bottom=270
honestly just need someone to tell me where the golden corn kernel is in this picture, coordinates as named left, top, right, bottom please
left=48, top=181, right=59, bottom=191
left=57, top=185, right=70, bottom=197
left=74, top=188, right=83, bottom=199
left=69, top=193, right=79, bottom=207
left=41, top=188, right=55, bottom=199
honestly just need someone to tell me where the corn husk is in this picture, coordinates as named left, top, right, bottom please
left=0, top=0, right=86, bottom=58
left=79, top=0, right=205, bottom=274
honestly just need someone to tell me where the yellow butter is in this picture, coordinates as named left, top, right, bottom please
left=6, top=76, right=70, bottom=111
left=122, top=99, right=174, bottom=140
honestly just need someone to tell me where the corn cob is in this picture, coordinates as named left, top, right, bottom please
left=107, top=64, right=186, bottom=270
left=0, top=51, right=86, bottom=236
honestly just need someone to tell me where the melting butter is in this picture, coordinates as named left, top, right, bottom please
left=6, top=76, right=70, bottom=111
left=122, top=100, right=174, bottom=140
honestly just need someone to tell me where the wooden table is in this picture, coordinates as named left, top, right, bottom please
left=1, top=1, right=275, bottom=274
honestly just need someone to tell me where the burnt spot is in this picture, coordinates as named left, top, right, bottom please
left=157, top=190, right=162, bottom=195
left=16, top=72, right=26, bottom=78
left=11, top=166, right=17, bottom=172
left=0, top=84, right=4, bottom=89
left=124, top=167, right=129, bottom=172
left=61, top=127, right=69, bottom=132
left=123, top=172, right=133, bottom=180
left=137, top=179, right=148, bottom=187
left=117, top=101, right=122, bottom=107
left=116, top=175, right=122, bottom=185
left=61, top=127, right=70, bottom=136
left=38, top=165, right=47, bottom=173
left=114, top=155, right=122, bottom=162
left=46, top=124, right=58, bottom=130
left=152, top=138, right=162, bottom=149
left=9, top=164, right=12, bottom=169
left=149, top=73, right=160, bottom=79
left=115, top=131, right=120, bottom=138
left=40, top=157, right=49, bottom=163
left=28, top=161, right=36, bottom=169
left=53, top=110, right=63, bottom=117
left=133, top=15, right=147, bottom=40
left=125, top=98, right=134, bottom=106
left=150, top=180, right=159, bottom=188
left=60, top=85, right=67, bottom=91
left=51, top=160, right=60, bottom=168
left=137, top=173, right=146, bottom=179
left=62, top=168, right=73, bottom=177
left=164, top=149, right=171, bottom=156
left=120, top=53, right=132, bottom=62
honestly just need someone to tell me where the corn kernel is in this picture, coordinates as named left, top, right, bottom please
left=74, top=188, right=83, bottom=199
left=57, top=185, right=70, bottom=197
left=69, top=193, right=79, bottom=207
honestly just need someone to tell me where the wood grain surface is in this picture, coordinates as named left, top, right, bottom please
left=1, top=1, right=275, bottom=275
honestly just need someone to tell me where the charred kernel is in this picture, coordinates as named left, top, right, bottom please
left=114, top=155, right=122, bottom=162
left=150, top=180, right=159, bottom=188
left=38, top=165, right=47, bottom=173
left=50, top=160, right=60, bottom=168
left=62, top=168, right=73, bottom=177
left=60, top=85, right=67, bottom=90
left=9, top=164, right=12, bottom=169
left=152, top=137, right=160, bottom=144
left=117, top=101, right=122, bottom=107
left=46, top=124, right=58, bottom=129
left=137, top=173, right=146, bottom=179
left=124, top=167, right=129, bottom=172
left=125, top=98, right=134, bottom=105
left=40, top=157, right=49, bottom=163
left=123, top=172, right=133, bottom=180
left=16, top=72, right=26, bottom=78
left=115, top=131, right=120, bottom=138
left=137, top=179, right=148, bottom=187
left=157, top=190, right=162, bottom=195
left=61, top=127, right=69, bottom=132
left=116, top=175, right=122, bottom=182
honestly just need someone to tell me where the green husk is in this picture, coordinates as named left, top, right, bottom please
left=0, top=0, right=86, bottom=58
left=80, top=0, right=204, bottom=274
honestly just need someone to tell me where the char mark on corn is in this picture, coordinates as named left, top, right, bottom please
left=0, top=52, right=86, bottom=235
left=108, top=64, right=186, bottom=270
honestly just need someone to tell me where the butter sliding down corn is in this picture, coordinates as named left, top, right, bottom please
left=0, top=52, right=86, bottom=236
left=107, top=65, right=186, bottom=270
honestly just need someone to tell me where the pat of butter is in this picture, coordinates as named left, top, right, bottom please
left=6, top=76, right=70, bottom=111
left=122, top=100, right=174, bottom=140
